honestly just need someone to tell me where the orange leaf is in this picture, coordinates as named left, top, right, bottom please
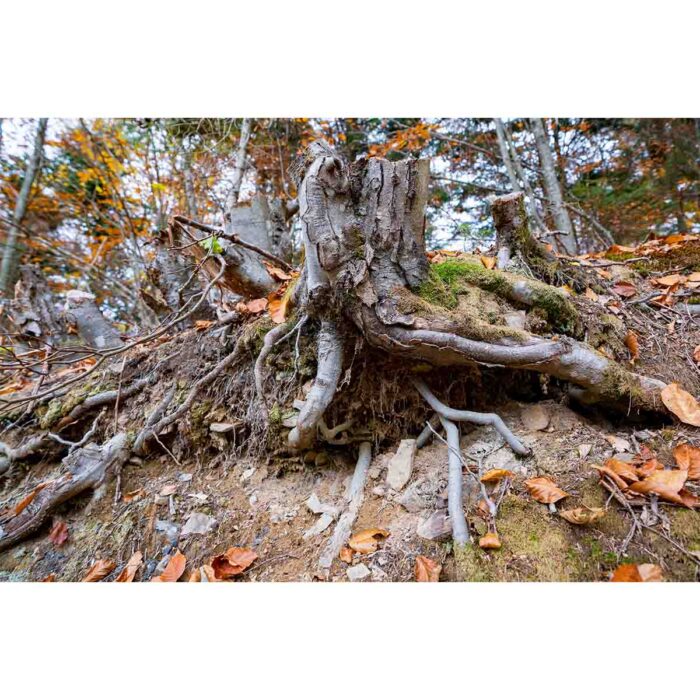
left=348, top=528, right=390, bottom=554
left=592, top=464, right=629, bottom=492
left=693, top=345, right=700, bottom=363
left=245, top=298, right=268, bottom=314
left=559, top=507, right=606, bottom=525
left=13, top=482, right=49, bottom=516
left=673, top=443, right=700, bottom=480
left=636, top=458, right=664, bottom=479
left=210, top=547, right=258, bottom=579
left=414, top=555, right=442, bottom=581
left=151, top=550, right=187, bottom=582
left=268, top=294, right=289, bottom=324
left=480, top=255, right=496, bottom=270
left=624, top=330, right=639, bottom=363
left=524, top=476, right=568, bottom=504
left=611, top=281, right=637, bottom=298
left=48, top=520, right=69, bottom=547
left=480, top=469, right=514, bottom=483
left=41, top=573, right=56, bottom=582
left=604, top=457, right=639, bottom=484
left=189, top=564, right=218, bottom=582
left=660, top=383, right=700, bottom=427
left=652, top=273, right=685, bottom=287
left=115, top=551, right=143, bottom=582
left=629, top=469, right=688, bottom=505
left=194, top=319, right=215, bottom=331
left=339, top=547, right=354, bottom=564
left=478, top=532, right=502, bottom=549
left=611, top=563, right=663, bottom=582
left=82, top=559, right=116, bottom=582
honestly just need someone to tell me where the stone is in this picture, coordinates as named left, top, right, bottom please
left=386, top=439, right=417, bottom=491
left=503, top=310, right=527, bottom=330
left=521, top=404, right=550, bottom=431
left=372, top=486, right=386, bottom=497
left=240, top=467, right=256, bottom=482
left=368, top=466, right=382, bottom=480
left=180, top=512, right=216, bottom=536
left=209, top=422, right=236, bottom=433
left=605, top=435, right=631, bottom=452
left=397, top=478, right=432, bottom=513
left=347, top=563, right=371, bottom=582
left=303, top=513, right=334, bottom=539
left=178, top=472, right=193, bottom=482
left=416, top=511, right=452, bottom=541
left=305, top=493, right=338, bottom=517
left=577, top=443, right=592, bottom=459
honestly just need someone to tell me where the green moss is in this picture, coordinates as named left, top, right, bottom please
left=453, top=543, right=492, bottom=581
left=38, top=379, right=113, bottom=429
left=268, top=403, right=282, bottom=425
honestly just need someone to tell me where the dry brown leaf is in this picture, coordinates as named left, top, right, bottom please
left=265, top=265, right=292, bottom=281
left=339, top=547, right=354, bottom=564
left=673, top=443, right=700, bottom=480
left=268, top=293, right=289, bottom=324
left=652, top=273, right=685, bottom=287
left=414, top=555, right=442, bottom=582
left=592, top=464, right=629, bottom=491
left=194, top=319, right=215, bottom=331
left=479, top=532, right=502, bottom=549
left=629, top=469, right=688, bottom=505
left=82, top=559, right=116, bottom=582
left=611, top=281, right=637, bottom=298
left=524, top=476, right=568, bottom=504
left=159, top=484, right=177, bottom=497
left=661, top=383, right=700, bottom=427
left=559, top=507, right=606, bottom=525
left=480, top=469, right=514, bottom=483
left=693, top=345, right=700, bottom=364
left=189, top=564, right=218, bottom=582
left=245, top=298, right=268, bottom=314
left=624, top=330, right=639, bottom=363
left=48, top=520, right=69, bottom=547
left=123, top=488, right=146, bottom=503
left=611, top=563, right=663, bottom=582
left=151, top=550, right=187, bottom=582
left=677, top=489, right=700, bottom=509
left=604, top=457, right=639, bottom=483
left=41, top=573, right=56, bottom=582
left=348, top=528, right=390, bottom=554
left=584, top=287, right=599, bottom=302
left=480, top=255, right=496, bottom=270
left=211, top=547, right=258, bottom=579
left=13, top=482, right=50, bottom=516
left=637, top=458, right=664, bottom=478
left=115, top=551, right=143, bottom=582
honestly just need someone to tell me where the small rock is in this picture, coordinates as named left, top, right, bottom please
left=154, top=520, right=180, bottom=542
left=209, top=422, right=236, bottom=433
left=180, top=512, right=216, bottom=536
left=370, top=565, right=388, bottom=581
left=303, top=512, right=334, bottom=539
left=293, top=399, right=306, bottom=410
left=386, top=439, right=417, bottom=491
left=159, top=484, right=177, bottom=497
left=372, top=486, right=386, bottom=497
left=315, top=452, right=329, bottom=467
left=397, top=478, right=432, bottom=513
left=521, top=404, right=550, bottom=431
left=178, top=473, right=193, bottom=482
left=368, top=466, right=382, bottom=480
left=417, top=511, right=452, bottom=541
left=605, top=435, right=631, bottom=452
left=347, top=563, right=371, bottom=582
left=577, top=443, right=592, bottom=459
left=187, top=492, right=208, bottom=503
left=305, top=493, right=338, bottom=517
left=281, top=414, right=298, bottom=428
left=240, top=467, right=256, bottom=483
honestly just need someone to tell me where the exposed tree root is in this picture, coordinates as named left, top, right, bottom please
left=255, top=322, right=292, bottom=403
left=318, top=440, right=372, bottom=573
left=0, top=433, right=130, bottom=552
left=288, top=320, right=344, bottom=449
left=439, top=415, right=471, bottom=545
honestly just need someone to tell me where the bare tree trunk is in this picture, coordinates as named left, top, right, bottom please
left=529, top=118, right=577, bottom=255
left=224, top=118, right=252, bottom=216
left=0, top=118, right=48, bottom=295
left=494, top=119, right=521, bottom=193
left=65, top=290, right=124, bottom=350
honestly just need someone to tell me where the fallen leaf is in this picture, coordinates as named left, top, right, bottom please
left=189, top=564, right=218, bottom=582
left=624, top=330, right=639, bottom=363
left=13, top=482, right=50, bottom=516
left=652, top=273, right=685, bottom=287
left=48, top=520, right=69, bottom=547
left=693, top=345, right=700, bottom=364
left=210, top=547, right=258, bottom=579
left=348, top=528, right=390, bottom=554
left=265, top=265, right=292, bottom=281
left=159, top=484, right=177, bottom=497
left=480, top=469, right=514, bottom=483
left=677, top=489, right=700, bottom=509
left=611, top=281, right=637, bottom=298
left=194, top=319, right=215, bottom=331
left=480, top=255, right=496, bottom=270
left=82, top=559, right=116, bottom=582
left=115, top=551, right=143, bottom=582
left=611, top=563, right=663, bottom=582
left=415, top=555, right=442, bottom=581
left=339, top=547, right=354, bottom=564
left=637, top=458, right=664, bottom=478
left=604, top=457, right=639, bottom=483
left=592, top=464, right=630, bottom=491
left=151, top=550, right=187, bottom=582
left=245, top=298, right=268, bottom=314
left=479, top=532, right=502, bottom=549
left=661, top=383, right=700, bottom=427
left=268, top=294, right=289, bottom=324
left=524, top=476, right=568, bottom=504
left=123, top=488, right=146, bottom=503
left=577, top=443, right=592, bottom=459
left=673, top=443, right=700, bottom=480
left=584, top=287, right=599, bottom=302
left=41, top=573, right=56, bottom=582
left=629, top=469, right=688, bottom=505
left=605, top=435, right=631, bottom=452
left=559, top=507, right=606, bottom=525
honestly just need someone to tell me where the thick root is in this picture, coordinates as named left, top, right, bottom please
left=288, top=320, right=343, bottom=450
left=439, top=415, right=471, bottom=545
left=0, top=433, right=130, bottom=552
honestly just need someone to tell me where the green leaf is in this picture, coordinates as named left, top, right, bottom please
left=199, top=236, right=223, bottom=255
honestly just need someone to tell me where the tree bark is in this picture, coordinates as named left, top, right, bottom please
left=65, top=290, right=124, bottom=350
left=529, top=118, right=576, bottom=255
left=0, top=118, right=48, bottom=295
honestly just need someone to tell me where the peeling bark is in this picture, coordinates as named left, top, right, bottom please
left=65, top=290, right=124, bottom=350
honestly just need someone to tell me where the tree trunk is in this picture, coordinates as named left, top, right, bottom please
left=494, top=119, right=521, bottom=193
left=529, top=118, right=577, bottom=255
left=0, top=118, right=48, bottom=295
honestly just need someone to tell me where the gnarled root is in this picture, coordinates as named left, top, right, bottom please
left=0, top=433, right=130, bottom=552
left=318, top=440, right=372, bottom=573
left=439, top=415, right=471, bottom=545
left=255, top=322, right=293, bottom=403
left=288, top=320, right=344, bottom=450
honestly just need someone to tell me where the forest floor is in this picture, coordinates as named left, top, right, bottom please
left=3, top=236, right=700, bottom=582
